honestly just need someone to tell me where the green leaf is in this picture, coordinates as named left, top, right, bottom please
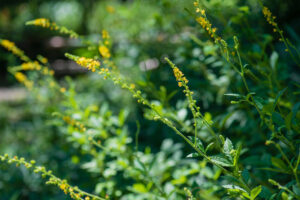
left=171, top=176, right=187, bottom=185
left=187, top=153, right=200, bottom=158
left=239, top=6, right=249, bottom=13
left=250, top=185, right=262, bottom=200
left=133, top=183, right=148, bottom=193
left=246, top=92, right=256, bottom=101
left=272, top=88, right=287, bottom=112
left=205, top=142, right=215, bottom=153
left=223, top=138, right=233, bottom=155
left=222, top=184, right=248, bottom=194
left=188, top=136, right=204, bottom=152
left=233, top=143, right=242, bottom=166
left=285, top=112, right=293, bottom=130
left=253, top=96, right=264, bottom=110
left=224, top=93, right=244, bottom=98
left=272, top=112, right=285, bottom=127
left=271, top=157, right=288, bottom=170
left=242, top=169, right=250, bottom=183
left=291, top=102, right=300, bottom=125
left=293, top=185, right=300, bottom=196
left=210, top=154, right=234, bottom=167
left=118, top=109, right=128, bottom=126
left=195, top=138, right=205, bottom=152
left=270, top=51, right=279, bottom=69
left=281, top=192, right=289, bottom=200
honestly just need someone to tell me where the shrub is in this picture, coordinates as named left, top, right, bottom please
left=0, top=0, right=300, bottom=199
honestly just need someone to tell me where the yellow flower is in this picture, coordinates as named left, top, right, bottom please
left=59, top=183, right=68, bottom=194
left=21, top=62, right=36, bottom=70
left=0, top=39, right=30, bottom=61
left=76, top=57, right=100, bottom=72
left=262, top=7, right=277, bottom=27
left=99, top=45, right=111, bottom=58
left=14, top=72, right=34, bottom=89
left=41, top=57, right=48, bottom=64
left=102, top=30, right=110, bottom=39
left=32, top=18, right=51, bottom=28
left=63, top=116, right=70, bottom=122
left=106, top=5, right=115, bottom=13
left=196, top=14, right=217, bottom=39
left=172, top=67, right=188, bottom=87
left=130, top=83, right=135, bottom=89
left=15, top=72, right=27, bottom=83
left=1, top=39, right=15, bottom=50
left=60, top=87, right=66, bottom=93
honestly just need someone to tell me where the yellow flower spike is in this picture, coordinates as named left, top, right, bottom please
left=14, top=72, right=33, bottom=90
left=75, top=56, right=101, bottom=72
left=172, top=66, right=188, bottom=87
left=0, top=39, right=30, bottom=62
left=26, top=18, right=78, bottom=38
left=62, top=115, right=86, bottom=133
left=99, top=45, right=111, bottom=58
left=15, top=72, right=27, bottom=83
left=21, top=62, right=35, bottom=70
left=32, top=18, right=52, bottom=28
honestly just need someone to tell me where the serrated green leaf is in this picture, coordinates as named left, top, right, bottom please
left=223, top=138, right=233, bottom=155
left=188, top=136, right=204, bottom=152
left=210, top=154, right=234, bottom=167
left=223, top=184, right=248, bottom=193
left=250, top=185, right=262, bottom=200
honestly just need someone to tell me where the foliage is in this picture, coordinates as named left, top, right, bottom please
left=0, top=0, right=300, bottom=199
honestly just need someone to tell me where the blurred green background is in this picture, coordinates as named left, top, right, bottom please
left=0, top=0, right=300, bottom=199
